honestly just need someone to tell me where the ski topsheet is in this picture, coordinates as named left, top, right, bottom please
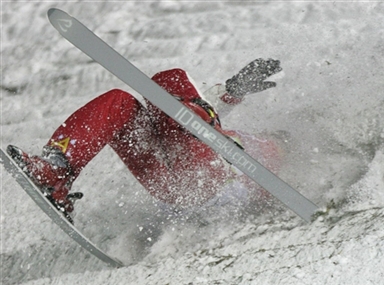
left=0, top=149, right=124, bottom=268
left=47, top=8, right=318, bottom=222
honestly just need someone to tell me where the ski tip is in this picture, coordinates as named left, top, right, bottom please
left=47, top=8, right=74, bottom=34
left=47, top=8, right=68, bottom=20
left=47, top=8, right=57, bottom=18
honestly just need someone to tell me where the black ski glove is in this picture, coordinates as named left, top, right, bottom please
left=225, top=58, right=282, bottom=98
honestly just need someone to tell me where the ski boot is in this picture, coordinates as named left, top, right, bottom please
left=6, top=145, right=83, bottom=222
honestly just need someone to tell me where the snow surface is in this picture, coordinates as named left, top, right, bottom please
left=1, top=1, right=384, bottom=284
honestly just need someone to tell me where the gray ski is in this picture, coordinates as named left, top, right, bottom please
left=47, top=8, right=318, bottom=222
left=0, top=148, right=124, bottom=267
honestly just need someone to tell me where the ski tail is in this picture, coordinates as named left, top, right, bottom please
left=0, top=148, right=124, bottom=267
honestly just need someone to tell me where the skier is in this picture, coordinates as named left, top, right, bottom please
left=8, top=58, right=283, bottom=215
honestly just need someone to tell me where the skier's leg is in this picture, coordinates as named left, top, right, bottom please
left=9, top=89, right=141, bottom=211
left=109, top=103, right=235, bottom=207
left=108, top=104, right=172, bottom=195
left=48, top=89, right=140, bottom=179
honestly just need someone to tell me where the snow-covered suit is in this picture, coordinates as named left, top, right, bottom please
left=48, top=69, right=281, bottom=208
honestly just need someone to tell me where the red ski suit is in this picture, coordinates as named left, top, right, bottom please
left=48, top=69, right=280, bottom=208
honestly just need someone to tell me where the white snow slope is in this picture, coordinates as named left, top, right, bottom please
left=1, top=1, right=384, bottom=284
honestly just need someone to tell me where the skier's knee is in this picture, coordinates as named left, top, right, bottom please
left=103, top=89, right=138, bottom=104
left=105, top=88, right=133, bottom=98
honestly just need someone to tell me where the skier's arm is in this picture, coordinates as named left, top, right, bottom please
left=202, top=58, right=282, bottom=117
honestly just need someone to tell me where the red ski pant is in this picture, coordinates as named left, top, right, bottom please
left=48, top=89, right=142, bottom=178
left=47, top=89, right=230, bottom=206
